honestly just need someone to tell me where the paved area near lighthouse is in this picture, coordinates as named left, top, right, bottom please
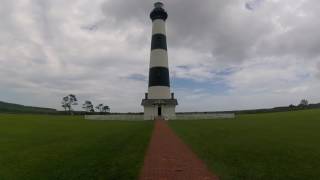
left=139, top=119, right=218, bottom=180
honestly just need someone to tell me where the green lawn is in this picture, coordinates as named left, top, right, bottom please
left=170, top=109, right=320, bottom=180
left=0, top=114, right=152, bottom=180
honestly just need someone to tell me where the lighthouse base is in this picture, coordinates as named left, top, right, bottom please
left=141, top=99, right=178, bottom=120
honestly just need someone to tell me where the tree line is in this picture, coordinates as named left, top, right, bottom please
left=61, top=94, right=110, bottom=115
left=231, top=99, right=318, bottom=115
left=178, top=99, right=320, bottom=115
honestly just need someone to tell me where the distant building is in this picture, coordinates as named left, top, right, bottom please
left=141, top=2, right=178, bottom=120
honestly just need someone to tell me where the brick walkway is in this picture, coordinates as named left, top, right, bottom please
left=139, top=119, right=218, bottom=180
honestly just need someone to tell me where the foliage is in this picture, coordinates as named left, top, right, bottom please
left=103, top=105, right=110, bottom=113
left=299, top=99, right=309, bottom=107
left=189, top=102, right=320, bottom=115
left=0, top=101, right=56, bottom=114
left=95, top=104, right=103, bottom=112
left=61, top=94, right=78, bottom=114
left=82, top=100, right=94, bottom=113
left=95, top=104, right=110, bottom=113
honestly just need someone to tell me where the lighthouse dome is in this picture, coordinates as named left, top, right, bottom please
left=150, top=2, right=168, bottom=21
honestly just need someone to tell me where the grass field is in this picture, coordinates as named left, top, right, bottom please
left=1, top=110, right=320, bottom=180
left=0, top=114, right=152, bottom=180
left=170, top=109, right=320, bottom=180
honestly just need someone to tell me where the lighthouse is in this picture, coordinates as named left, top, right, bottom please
left=141, top=2, right=178, bottom=120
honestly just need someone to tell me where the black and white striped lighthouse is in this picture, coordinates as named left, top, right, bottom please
left=141, top=2, right=178, bottom=120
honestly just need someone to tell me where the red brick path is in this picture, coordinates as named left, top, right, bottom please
left=139, top=119, right=219, bottom=180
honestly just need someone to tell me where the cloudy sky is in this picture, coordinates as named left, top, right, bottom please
left=1, top=0, right=320, bottom=112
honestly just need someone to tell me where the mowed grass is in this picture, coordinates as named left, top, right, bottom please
left=170, top=109, right=320, bottom=180
left=0, top=114, right=153, bottom=180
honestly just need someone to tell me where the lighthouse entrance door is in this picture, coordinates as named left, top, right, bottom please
left=157, top=106, right=162, bottom=116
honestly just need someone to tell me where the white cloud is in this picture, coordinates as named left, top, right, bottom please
left=0, top=0, right=320, bottom=112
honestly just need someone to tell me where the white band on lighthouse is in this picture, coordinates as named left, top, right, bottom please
left=149, top=49, right=168, bottom=68
left=152, top=19, right=166, bottom=35
left=148, top=86, right=171, bottom=99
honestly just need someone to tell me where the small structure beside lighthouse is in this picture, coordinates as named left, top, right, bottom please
left=141, top=2, right=178, bottom=120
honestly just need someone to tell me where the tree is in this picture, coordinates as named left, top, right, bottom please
left=82, top=100, right=94, bottom=113
left=95, top=104, right=110, bottom=114
left=299, top=99, right=309, bottom=107
left=289, top=104, right=295, bottom=108
left=102, top=105, right=110, bottom=113
left=61, top=94, right=78, bottom=114
left=95, top=104, right=104, bottom=113
left=61, top=96, right=69, bottom=112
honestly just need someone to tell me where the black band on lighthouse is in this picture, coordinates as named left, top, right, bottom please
left=150, top=7, right=168, bottom=21
left=151, top=34, right=167, bottom=50
left=148, top=67, right=170, bottom=87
